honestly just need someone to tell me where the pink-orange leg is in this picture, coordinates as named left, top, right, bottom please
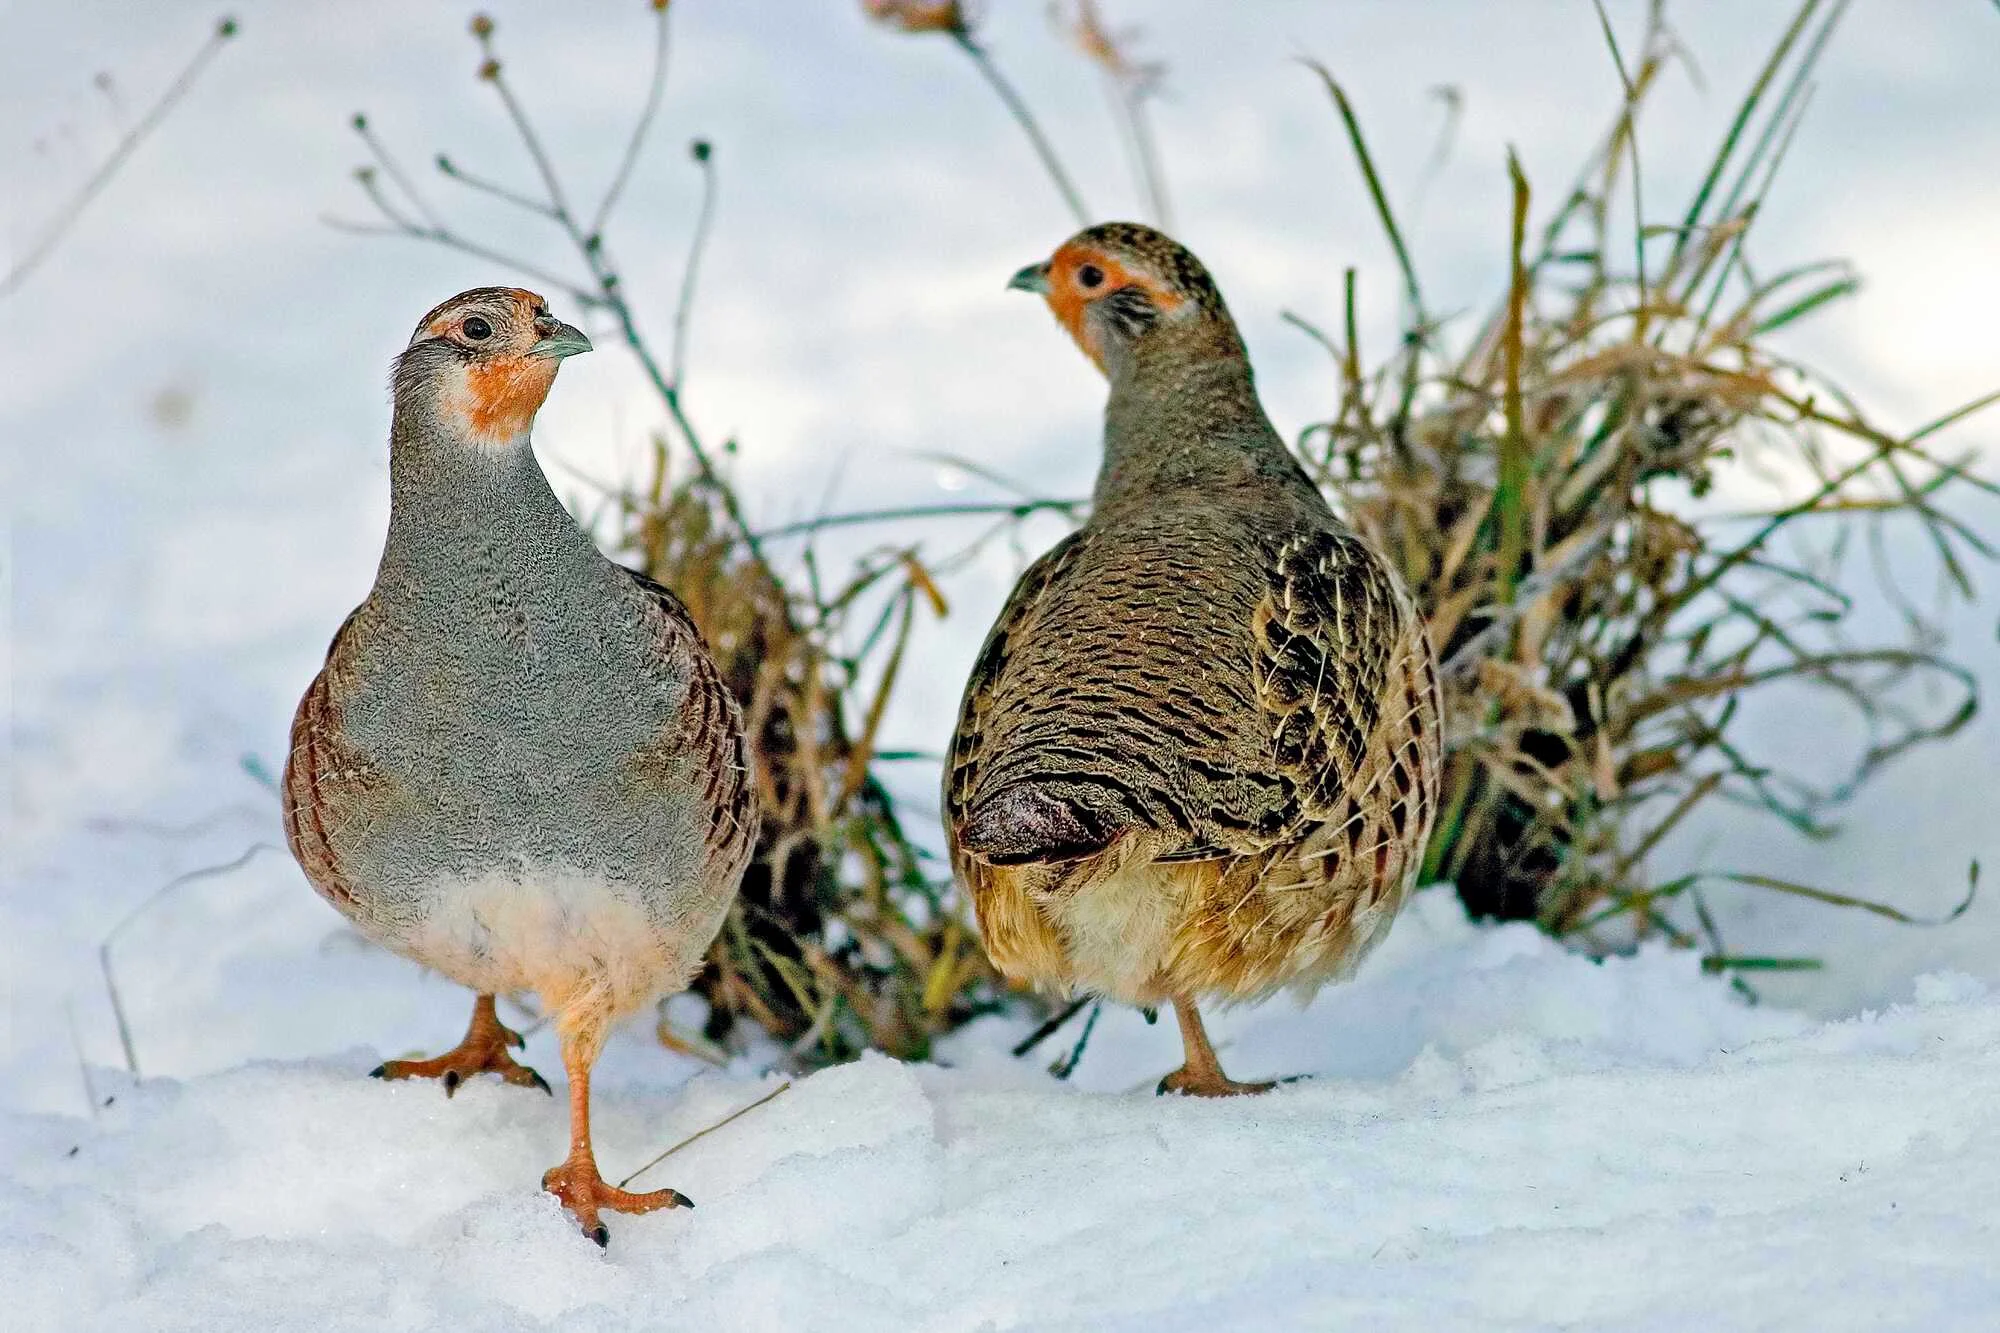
left=541, top=1034, right=692, bottom=1247
left=1157, top=998, right=1276, bottom=1098
left=372, top=993, right=550, bottom=1096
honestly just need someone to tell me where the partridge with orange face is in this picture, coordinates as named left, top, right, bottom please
left=946, top=225, right=1442, bottom=1095
left=283, top=288, right=757, bottom=1242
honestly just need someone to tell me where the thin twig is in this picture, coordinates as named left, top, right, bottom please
left=590, top=1, right=674, bottom=237
left=1124, top=91, right=1171, bottom=230
left=2, top=17, right=239, bottom=301
left=618, top=1080, right=794, bottom=1189
left=101, top=841, right=281, bottom=1078
left=1010, top=994, right=1091, bottom=1057
left=1049, top=1000, right=1103, bottom=1079
left=323, top=215, right=599, bottom=311
left=756, top=497, right=1084, bottom=542
left=67, top=1001, right=103, bottom=1120
left=670, top=142, right=717, bottom=391
left=477, top=49, right=577, bottom=224
left=1060, top=1, right=1171, bottom=228
left=352, top=114, right=444, bottom=230
left=436, top=153, right=561, bottom=220
left=951, top=31, right=1091, bottom=225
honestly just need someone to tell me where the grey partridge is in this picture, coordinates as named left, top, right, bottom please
left=282, top=288, right=758, bottom=1241
left=946, top=225, right=1442, bottom=1096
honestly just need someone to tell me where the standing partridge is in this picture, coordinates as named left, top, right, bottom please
left=283, top=288, right=758, bottom=1242
left=946, top=225, right=1442, bottom=1096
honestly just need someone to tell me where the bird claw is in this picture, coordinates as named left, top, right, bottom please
left=1155, top=1067, right=1278, bottom=1098
left=371, top=1001, right=547, bottom=1097
left=542, top=1154, right=692, bottom=1247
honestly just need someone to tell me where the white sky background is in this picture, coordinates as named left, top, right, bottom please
left=3, top=0, right=1999, bottom=1107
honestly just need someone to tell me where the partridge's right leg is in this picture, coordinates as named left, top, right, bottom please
left=541, top=1024, right=692, bottom=1247
left=373, top=993, right=551, bottom=1096
left=1157, top=998, right=1276, bottom=1098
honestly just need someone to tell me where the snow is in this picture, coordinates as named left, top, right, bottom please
left=8, top=888, right=1999, bottom=1331
left=6, top=1, right=2000, bottom=1327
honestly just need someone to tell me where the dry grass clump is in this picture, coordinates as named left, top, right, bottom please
left=1294, top=5, right=1992, bottom=966
left=613, top=448, right=1000, bottom=1062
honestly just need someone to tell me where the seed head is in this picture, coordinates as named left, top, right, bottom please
left=860, top=0, right=971, bottom=37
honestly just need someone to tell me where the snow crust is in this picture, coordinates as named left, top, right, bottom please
left=8, top=889, right=1997, bottom=1332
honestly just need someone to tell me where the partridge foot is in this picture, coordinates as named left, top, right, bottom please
left=1154, top=997, right=1274, bottom=1097
left=371, top=993, right=550, bottom=1096
left=1156, top=1065, right=1277, bottom=1098
left=542, top=1153, right=692, bottom=1247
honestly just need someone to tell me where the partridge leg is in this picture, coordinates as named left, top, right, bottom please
left=541, top=1031, right=692, bottom=1247
left=1157, top=998, right=1275, bottom=1098
left=372, top=993, right=550, bottom=1096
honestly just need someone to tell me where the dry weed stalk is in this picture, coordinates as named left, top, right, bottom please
left=1050, top=0, right=1171, bottom=227
left=3, top=15, right=238, bottom=301
left=864, top=0, right=1091, bottom=225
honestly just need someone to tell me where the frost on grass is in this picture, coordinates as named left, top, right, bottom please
left=8, top=889, right=2000, bottom=1331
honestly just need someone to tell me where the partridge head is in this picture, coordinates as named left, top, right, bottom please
left=392, top=286, right=592, bottom=444
left=1007, top=221, right=1241, bottom=379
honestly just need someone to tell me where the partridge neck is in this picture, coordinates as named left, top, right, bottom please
left=1094, top=333, right=1310, bottom=519
left=380, top=398, right=590, bottom=576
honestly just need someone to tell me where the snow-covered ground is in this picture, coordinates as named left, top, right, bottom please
left=8, top=888, right=1998, bottom=1331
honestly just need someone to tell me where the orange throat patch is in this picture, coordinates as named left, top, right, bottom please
left=1041, top=247, right=1187, bottom=377
left=451, top=355, right=559, bottom=444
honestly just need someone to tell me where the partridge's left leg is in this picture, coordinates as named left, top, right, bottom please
left=372, top=993, right=549, bottom=1096
left=541, top=1026, right=693, bottom=1246
left=1157, top=997, right=1275, bottom=1098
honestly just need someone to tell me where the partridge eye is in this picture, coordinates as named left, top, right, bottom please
left=1077, top=264, right=1106, bottom=290
left=461, top=315, right=493, bottom=341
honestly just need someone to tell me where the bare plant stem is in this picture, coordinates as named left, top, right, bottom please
left=1010, top=994, right=1091, bottom=1057
left=101, top=842, right=280, bottom=1077
left=951, top=31, right=1091, bottom=226
left=671, top=144, right=718, bottom=393
left=591, top=3, right=674, bottom=237
left=756, top=497, right=1084, bottom=543
left=1123, top=90, right=1171, bottom=230
left=618, top=1081, right=793, bottom=1189
left=1, top=16, right=239, bottom=301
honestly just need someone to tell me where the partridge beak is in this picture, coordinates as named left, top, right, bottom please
left=528, top=322, right=593, bottom=360
left=1007, top=262, right=1052, bottom=295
